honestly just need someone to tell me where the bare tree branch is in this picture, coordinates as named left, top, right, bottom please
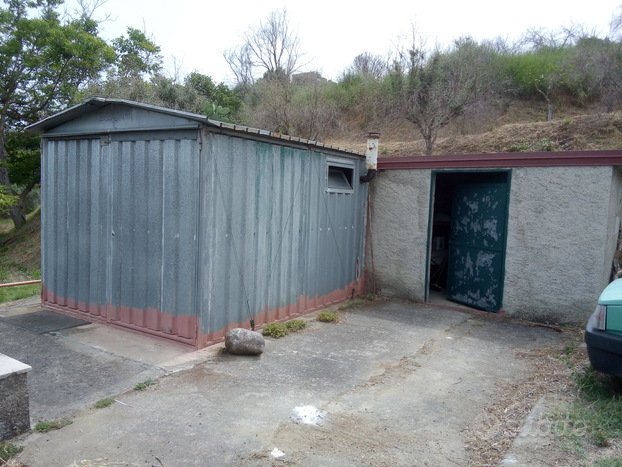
left=224, top=8, right=309, bottom=87
left=74, top=0, right=113, bottom=23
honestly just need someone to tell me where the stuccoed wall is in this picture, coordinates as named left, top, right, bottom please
left=368, top=170, right=431, bottom=300
left=370, top=166, right=622, bottom=325
left=504, top=166, right=621, bottom=324
left=605, top=168, right=622, bottom=288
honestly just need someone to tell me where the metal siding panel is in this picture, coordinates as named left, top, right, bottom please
left=41, top=140, right=55, bottom=302
left=42, top=131, right=199, bottom=346
left=76, top=140, right=91, bottom=312
left=197, top=134, right=366, bottom=345
left=131, top=140, right=148, bottom=326
left=159, top=139, right=176, bottom=328
left=89, top=139, right=107, bottom=314
left=247, top=140, right=262, bottom=317
left=200, top=135, right=218, bottom=335
left=273, top=147, right=287, bottom=316
left=113, top=140, right=133, bottom=316
left=55, top=140, right=69, bottom=306
left=146, top=140, right=164, bottom=325
left=307, top=155, right=322, bottom=301
left=67, top=140, right=81, bottom=309
left=177, top=139, right=199, bottom=324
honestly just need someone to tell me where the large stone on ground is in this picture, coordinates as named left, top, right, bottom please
left=225, top=328, right=265, bottom=355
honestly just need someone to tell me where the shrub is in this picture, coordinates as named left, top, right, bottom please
left=262, top=322, right=289, bottom=338
left=317, top=311, right=338, bottom=323
left=285, top=319, right=306, bottom=332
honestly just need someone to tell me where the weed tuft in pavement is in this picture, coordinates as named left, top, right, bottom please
left=34, top=418, right=72, bottom=433
left=95, top=397, right=115, bottom=409
left=134, top=378, right=156, bottom=391
left=338, top=299, right=364, bottom=310
left=0, top=443, right=23, bottom=462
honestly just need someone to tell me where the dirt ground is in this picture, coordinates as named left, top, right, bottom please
left=0, top=299, right=605, bottom=467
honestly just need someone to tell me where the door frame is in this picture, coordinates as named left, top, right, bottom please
left=424, top=169, right=512, bottom=309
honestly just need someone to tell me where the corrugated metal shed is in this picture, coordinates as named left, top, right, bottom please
left=27, top=98, right=368, bottom=348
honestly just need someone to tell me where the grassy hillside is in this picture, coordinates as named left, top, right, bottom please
left=326, top=107, right=622, bottom=157
left=0, top=210, right=41, bottom=302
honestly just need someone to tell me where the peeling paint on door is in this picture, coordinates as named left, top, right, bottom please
left=447, top=183, right=508, bottom=311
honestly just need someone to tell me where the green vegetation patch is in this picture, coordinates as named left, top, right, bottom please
left=338, top=299, right=364, bottom=310
left=0, top=210, right=42, bottom=303
left=262, top=319, right=307, bottom=338
left=262, top=322, right=289, bottom=338
left=552, top=365, right=622, bottom=453
left=0, top=282, right=41, bottom=304
left=34, top=418, right=72, bottom=433
left=594, top=459, right=622, bottom=467
left=0, top=443, right=24, bottom=462
left=317, top=311, right=338, bottom=323
left=285, top=319, right=306, bottom=332
left=95, top=397, right=115, bottom=409
left=134, top=378, right=156, bottom=391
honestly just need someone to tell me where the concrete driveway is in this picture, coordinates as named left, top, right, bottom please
left=0, top=297, right=567, bottom=467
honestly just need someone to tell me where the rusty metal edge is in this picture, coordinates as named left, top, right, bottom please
left=0, top=280, right=41, bottom=288
left=378, top=150, right=622, bottom=170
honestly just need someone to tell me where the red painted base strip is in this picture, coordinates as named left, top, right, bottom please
left=42, top=276, right=365, bottom=350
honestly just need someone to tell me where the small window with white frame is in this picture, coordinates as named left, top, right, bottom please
left=326, top=159, right=355, bottom=193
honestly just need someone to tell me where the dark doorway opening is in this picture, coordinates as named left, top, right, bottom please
left=428, top=170, right=511, bottom=311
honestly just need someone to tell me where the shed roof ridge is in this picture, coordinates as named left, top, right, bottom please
left=26, top=97, right=365, bottom=156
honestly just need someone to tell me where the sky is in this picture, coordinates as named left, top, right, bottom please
left=66, top=0, right=621, bottom=85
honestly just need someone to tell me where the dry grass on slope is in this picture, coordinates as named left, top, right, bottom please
left=327, top=113, right=622, bottom=158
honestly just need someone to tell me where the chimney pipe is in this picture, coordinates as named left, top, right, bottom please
left=360, top=132, right=380, bottom=183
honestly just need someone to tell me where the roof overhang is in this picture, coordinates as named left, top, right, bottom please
left=378, top=150, right=622, bottom=169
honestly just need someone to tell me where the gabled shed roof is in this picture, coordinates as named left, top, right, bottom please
left=26, top=97, right=364, bottom=156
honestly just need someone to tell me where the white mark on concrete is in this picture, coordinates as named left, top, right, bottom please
left=292, top=405, right=325, bottom=425
left=271, top=448, right=285, bottom=458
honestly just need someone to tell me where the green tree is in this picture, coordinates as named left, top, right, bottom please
left=111, top=27, right=162, bottom=79
left=4, top=131, right=40, bottom=218
left=0, top=185, right=18, bottom=214
left=505, top=47, right=570, bottom=120
left=0, top=0, right=114, bottom=226
left=393, top=36, right=498, bottom=155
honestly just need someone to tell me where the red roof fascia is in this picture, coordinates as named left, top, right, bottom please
left=378, top=150, right=622, bottom=170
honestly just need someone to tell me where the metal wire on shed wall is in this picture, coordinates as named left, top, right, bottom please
left=42, top=135, right=199, bottom=341
left=197, top=133, right=367, bottom=337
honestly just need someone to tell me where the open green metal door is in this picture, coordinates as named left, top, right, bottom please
left=446, top=183, right=508, bottom=311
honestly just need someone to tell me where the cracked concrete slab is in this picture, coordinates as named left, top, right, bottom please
left=3, top=300, right=565, bottom=467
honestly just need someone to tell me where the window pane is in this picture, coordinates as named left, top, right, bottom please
left=328, top=167, right=352, bottom=190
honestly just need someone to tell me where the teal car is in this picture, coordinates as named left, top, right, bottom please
left=585, top=278, right=622, bottom=377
